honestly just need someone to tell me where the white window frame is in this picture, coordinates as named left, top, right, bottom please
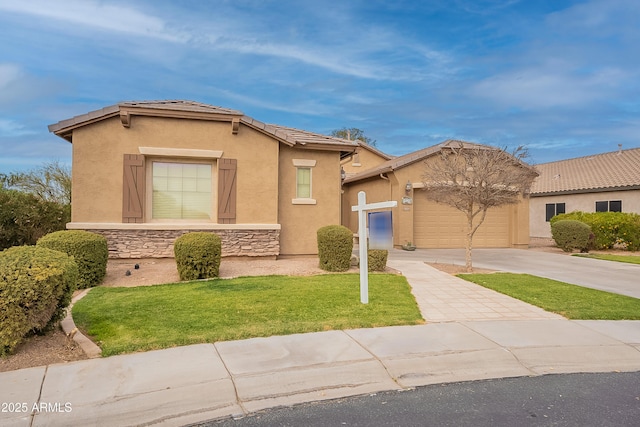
left=146, top=158, right=217, bottom=223
left=292, top=159, right=317, bottom=205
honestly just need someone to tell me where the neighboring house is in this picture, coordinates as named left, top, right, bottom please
left=340, top=141, right=394, bottom=175
left=530, top=147, right=640, bottom=238
left=49, top=100, right=357, bottom=258
left=342, top=140, right=532, bottom=249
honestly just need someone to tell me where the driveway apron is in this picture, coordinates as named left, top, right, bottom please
left=397, top=248, right=640, bottom=299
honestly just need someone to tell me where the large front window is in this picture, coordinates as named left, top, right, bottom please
left=152, top=162, right=212, bottom=219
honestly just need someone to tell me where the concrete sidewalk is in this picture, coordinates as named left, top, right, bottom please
left=387, top=260, right=564, bottom=322
left=2, top=263, right=640, bottom=427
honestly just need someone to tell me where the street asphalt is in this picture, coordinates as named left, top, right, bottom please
left=1, top=250, right=639, bottom=426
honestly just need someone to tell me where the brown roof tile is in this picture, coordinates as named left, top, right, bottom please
left=531, top=147, right=640, bottom=195
left=252, top=122, right=358, bottom=148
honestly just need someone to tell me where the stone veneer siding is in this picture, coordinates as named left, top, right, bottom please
left=87, top=229, right=280, bottom=259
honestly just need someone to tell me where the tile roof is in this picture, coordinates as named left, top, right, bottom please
left=239, top=119, right=358, bottom=149
left=343, top=140, right=490, bottom=183
left=531, top=147, right=640, bottom=195
left=48, top=100, right=358, bottom=151
left=48, top=100, right=242, bottom=133
left=120, top=100, right=242, bottom=115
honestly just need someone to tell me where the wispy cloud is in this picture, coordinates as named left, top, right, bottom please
left=0, top=63, right=21, bottom=89
left=0, top=0, right=639, bottom=172
left=208, top=87, right=337, bottom=117
left=0, top=0, right=186, bottom=42
left=471, top=64, right=627, bottom=109
left=0, top=0, right=453, bottom=82
left=0, top=119, right=37, bottom=137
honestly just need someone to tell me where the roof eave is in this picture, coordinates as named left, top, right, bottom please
left=343, top=165, right=395, bottom=184
left=531, top=185, right=640, bottom=197
left=240, top=116, right=295, bottom=147
left=356, top=141, right=394, bottom=160
left=48, top=102, right=244, bottom=142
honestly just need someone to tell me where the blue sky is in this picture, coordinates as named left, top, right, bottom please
left=1, top=0, right=639, bottom=174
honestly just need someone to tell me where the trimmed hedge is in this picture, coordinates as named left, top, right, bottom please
left=174, top=232, right=222, bottom=281
left=551, top=220, right=592, bottom=252
left=0, top=246, right=78, bottom=355
left=317, top=225, right=354, bottom=272
left=37, top=230, right=108, bottom=289
left=368, top=249, right=388, bottom=272
left=551, top=211, right=640, bottom=251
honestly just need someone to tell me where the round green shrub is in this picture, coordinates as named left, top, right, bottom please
left=317, top=225, right=354, bottom=272
left=551, top=212, right=640, bottom=251
left=0, top=246, right=78, bottom=355
left=174, top=232, right=222, bottom=281
left=37, top=230, right=108, bottom=289
left=551, top=219, right=592, bottom=252
left=368, top=249, right=388, bottom=272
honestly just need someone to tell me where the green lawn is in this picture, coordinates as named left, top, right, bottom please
left=572, top=253, right=640, bottom=265
left=458, top=273, right=640, bottom=320
left=73, top=274, right=423, bottom=356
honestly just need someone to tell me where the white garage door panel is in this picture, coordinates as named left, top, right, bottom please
left=414, top=198, right=510, bottom=248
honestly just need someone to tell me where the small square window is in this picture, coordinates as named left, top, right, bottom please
left=595, top=201, right=609, bottom=212
left=610, top=200, right=622, bottom=212
left=545, top=203, right=566, bottom=222
left=291, top=159, right=317, bottom=205
left=545, top=204, right=555, bottom=222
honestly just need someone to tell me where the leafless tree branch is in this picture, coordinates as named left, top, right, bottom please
left=421, top=141, right=538, bottom=271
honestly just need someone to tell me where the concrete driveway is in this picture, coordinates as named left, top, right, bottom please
left=388, top=248, right=640, bottom=299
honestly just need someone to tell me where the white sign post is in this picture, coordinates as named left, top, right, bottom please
left=351, top=191, right=397, bottom=304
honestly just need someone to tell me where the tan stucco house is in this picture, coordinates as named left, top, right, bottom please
left=49, top=100, right=357, bottom=258
left=530, top=147, right=640, bottom=238
left=342, top=140, right=532, bottom=249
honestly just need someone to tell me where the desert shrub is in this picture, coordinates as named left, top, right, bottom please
left=37, top=230, right=108, bottom=289
left=551, top=220, right=592, bottom=252
left=0, top=246, right=78, bottom=355
left=368, top=249, right=388, bottom=272
left=0, top=189, right=69, bottom=250
left=551, top=212, right=640, bottom=251
left=174, top=232, right=222, bottom=281
left=317, top=225, right=354, bottom=272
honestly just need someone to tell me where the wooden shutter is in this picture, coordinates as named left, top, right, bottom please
left=122, top=154, right=145, bottom=223
left=218, top=158, right=237, bottom=224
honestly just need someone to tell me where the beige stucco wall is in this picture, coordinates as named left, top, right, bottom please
left=341, top=147, right=389, bottom=174
left=278, top=145, right=342, bottom=255
left=530, top=189, right=640, bottom=238
left=71, top=116, right=279, bottom=224
left=343, top=158, right=531, bottom=248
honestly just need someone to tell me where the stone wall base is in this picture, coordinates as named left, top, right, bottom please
left=87, top=229, right=280, bottom=259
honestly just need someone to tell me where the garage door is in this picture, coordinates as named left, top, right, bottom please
left=413, top=198, right=510, bottom=248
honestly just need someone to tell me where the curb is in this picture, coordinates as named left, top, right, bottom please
left=60, top=288, right=102, bottom=358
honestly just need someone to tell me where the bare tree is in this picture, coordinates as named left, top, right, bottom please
left=421, top=141, right=538, bottom=272
left=3, top=160, right=71, bottom=205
